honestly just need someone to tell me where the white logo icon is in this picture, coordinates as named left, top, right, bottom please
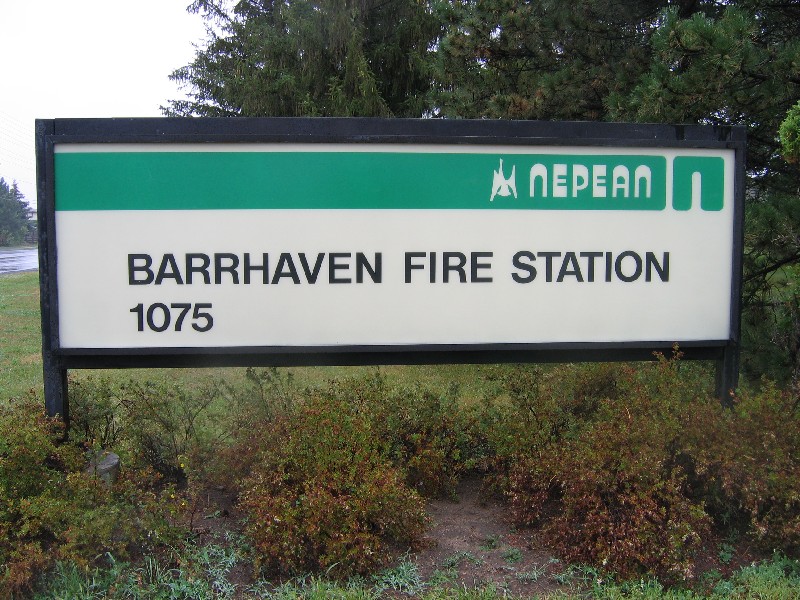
left=490, top=158, right=517, bottom=202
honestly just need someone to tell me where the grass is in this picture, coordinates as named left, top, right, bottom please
left=0, top=271, right=43, bottom=399
left=32, top=552, right=800, bottom=599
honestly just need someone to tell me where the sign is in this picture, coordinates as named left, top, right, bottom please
left=36, top=118, right=745, bottom=420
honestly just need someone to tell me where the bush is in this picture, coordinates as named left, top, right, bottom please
left=117, top=378, right=224, bottom=484
left=472, top=363, right=626, bottom=496
left=0, top=396, right=185, bottom=598
left=15, top=359, right=800, bottom=589
left=0, top=397, right=76, bottom=596
left=70, top=374, right=231, bottom=486
left=501, top=358, right=714, bottom=581
left=203, top=367, right=301, bottom=490
left=681, top=381, right=800, bottom=554
left=733, top=387, right=800, bottom=553
left=343, top=374, right=472, bottom=498
left=496, top=355, right=800, bottom=579
left=68, top=376, right=124, bottom=451
left=509, top=418, right=710, bottom=581
left=239, top=384, right=427, bottom=577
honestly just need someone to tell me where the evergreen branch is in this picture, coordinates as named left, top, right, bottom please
left=745, top=251, right=800, bottom=283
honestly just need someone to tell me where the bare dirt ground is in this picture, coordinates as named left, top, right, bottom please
left=407, top=477, right=570, bottom=597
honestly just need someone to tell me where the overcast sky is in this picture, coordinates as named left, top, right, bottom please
left=0, top=1, right=208, bottom=207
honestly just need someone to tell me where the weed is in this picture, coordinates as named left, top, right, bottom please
left=592, top=577, right=697, bottom=599
left=420, top=583, right=506, bottom=599
left=515, top=563, right=547, bottom=583
left=250, top=574, right=378, bottom=599
left=428, top=568, right=459, bottom=587
left=718, top=554, right=800, bottom=598
left=551, top=564, right=601, bottom=588
left=188, top=542, right=240, bottom=598
left=480, top=535, right=501, bottom=551
left=551, top=568, right=573, bottom=586
left=718, top=542, right=735, bottom=565
left=32, top=555, right=126, bottom=600
left=373, top=556, right=425, bottom=595
left=501, top=547, right=523, bottom=564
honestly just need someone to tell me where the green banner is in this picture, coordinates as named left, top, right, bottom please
left=54, top=150, right=697, bottom=211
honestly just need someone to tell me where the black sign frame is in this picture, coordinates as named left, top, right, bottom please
left=36, top=117, right=746, bottom=422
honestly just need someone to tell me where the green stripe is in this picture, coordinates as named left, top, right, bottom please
left=54, top=151, right=668, bottom=211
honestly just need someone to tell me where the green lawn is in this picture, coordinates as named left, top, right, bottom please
left=0, top=271, right=43, bottom=400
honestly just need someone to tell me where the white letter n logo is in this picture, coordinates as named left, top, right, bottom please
left=490, top=158, right=517, bottom=202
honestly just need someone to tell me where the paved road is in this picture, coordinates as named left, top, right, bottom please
left=0, top=247, right=38, bottom=274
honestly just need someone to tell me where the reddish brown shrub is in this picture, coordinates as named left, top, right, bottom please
left=365, top=381, right=471, bottom=498
left=504, top=357, right=713, bottom=581
left=509, top=417, right=710, bottom=581
left=238, top=389, right=428, bottom=578
left=682, top=382, right=800, bottom=554
left=0, top=397, right=184, bottom=598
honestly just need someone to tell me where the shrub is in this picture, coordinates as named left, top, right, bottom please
left=68, top=374, right=230, bottom=486
left=681, top=381, right=800, bottom=554
left=352, top=374, right=472, bottom=498
left=509, top=419, right=710, bottom=581
left=68, top=375, right=124, bottom=451
left=732, top=387, right=800, bottom=553
left=472, top=363, right=627, bottom=496
left=499, top=354, right=800, bottom=579
left=0, top=396, right=185, bottom=598
left=115, top=378, right=225, bottom=484
left=503, top=358, right=714, bottom=581
left=204, top=367, right=301, bottom=490
left=0, top=396, right=79, bottom=596
left=239, top=386, right=427, bottom=577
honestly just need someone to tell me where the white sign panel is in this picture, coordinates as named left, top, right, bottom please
left=52, top=142, right=735, bottom=350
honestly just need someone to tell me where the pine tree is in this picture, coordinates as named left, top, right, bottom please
left=0, top=178, right=32, bottom=246
left=163, top=0, right=440, bottom=117
left=432, top=0, right=667, bottom=120
left=610, top=2, right=800, bottom=382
